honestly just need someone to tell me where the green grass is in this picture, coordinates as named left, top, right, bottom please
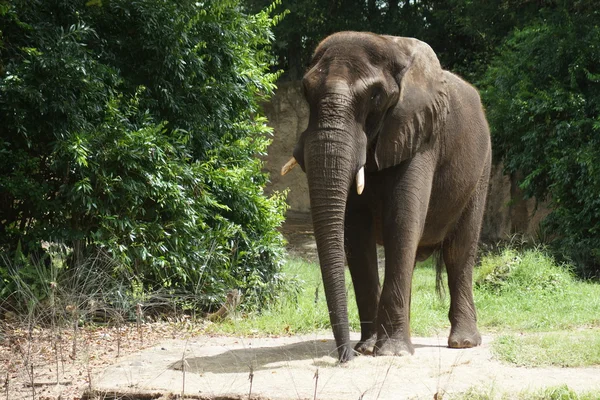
left=450, top=385, right=600, bottom=400
left=474, top=248, right=600, bottom=332
left=210, top=246, right=600, bottom=368
left=210, top=257, right=451, bottom=336
left=492, top=330, right=600, bottom=367
left=208, top=257, right=344, bottom=335
left=521, top=386, right=600, bottom=400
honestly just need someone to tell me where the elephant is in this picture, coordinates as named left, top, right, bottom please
left=281, top=31, right=492, bottom=362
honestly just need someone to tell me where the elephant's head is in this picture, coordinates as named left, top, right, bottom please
left=281, top=32, right=449, bottom=361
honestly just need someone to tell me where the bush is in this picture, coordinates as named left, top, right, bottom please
left=0, top=0, right=288, bottom=311
left=475, top=247, right=573, bottom=295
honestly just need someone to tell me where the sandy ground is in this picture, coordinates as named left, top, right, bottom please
left=3, top=326, right=600, bottom=400
left=91, top=333, right=600, bottom=400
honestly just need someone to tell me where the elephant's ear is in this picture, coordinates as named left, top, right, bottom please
left=374, top=37, right=449, bottom=171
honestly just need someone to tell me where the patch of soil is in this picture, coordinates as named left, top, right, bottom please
left=0, top=320, right=210, bottom=400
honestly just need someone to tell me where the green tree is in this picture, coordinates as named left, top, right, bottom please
left=483, top=2, right=600, bottom=275
left=242, top=0, right=539, bottom=81
left=0, top=0, right=288, bottom=308
left=244, top=0, right=405, bottom=79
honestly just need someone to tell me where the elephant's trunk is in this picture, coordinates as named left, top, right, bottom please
left=304, top=128, right=363, bottom=362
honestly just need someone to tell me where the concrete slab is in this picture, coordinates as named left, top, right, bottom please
left=92, top=333, right=600, bottom=399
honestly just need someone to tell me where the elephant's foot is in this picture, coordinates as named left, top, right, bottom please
left=448, top=327, right=482, bottom=348
left=337, top=343, right=355, bottom=363
left=354, top=333, right=377, bottom=355
left=374, top=336, right=414, bottom=356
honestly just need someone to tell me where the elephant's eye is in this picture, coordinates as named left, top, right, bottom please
left=370, top=86, right=384, bottom=106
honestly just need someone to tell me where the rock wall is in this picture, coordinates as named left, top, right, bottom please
left=262, top=81, right=549, bottom=241
left=262, top=81, right=311, bottom=213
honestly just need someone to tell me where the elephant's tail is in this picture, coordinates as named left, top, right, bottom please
left=434, top=249, right=445, bottom=299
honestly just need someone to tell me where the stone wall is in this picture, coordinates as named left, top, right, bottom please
left=262, top=81, right=549, bottom=241
left=262, top=81, right=311, bottom=213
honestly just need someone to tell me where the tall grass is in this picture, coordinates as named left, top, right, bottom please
left=1, top=245, right=139, bottom=326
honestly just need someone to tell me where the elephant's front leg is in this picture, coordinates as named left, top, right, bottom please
left=375, top=158, right=435, bottom=356
left=345, top=193, right=379, bottom=355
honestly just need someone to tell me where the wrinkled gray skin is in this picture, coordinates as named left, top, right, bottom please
left=289, top=32, right=491, bottom=362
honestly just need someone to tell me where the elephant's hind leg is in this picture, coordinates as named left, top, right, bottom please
left=345, top=203, right=379, bottom=355
left=443, top=179, right=488, bottom=349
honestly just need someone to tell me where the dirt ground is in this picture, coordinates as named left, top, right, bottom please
left=1, top=214, right=599, bottom=400
left=90, top=333, right=600, bottom=400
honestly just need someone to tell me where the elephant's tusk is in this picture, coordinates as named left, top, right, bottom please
left=356, top=167, right=365, bottom=195
left=281, top=157, right=298, bottom=176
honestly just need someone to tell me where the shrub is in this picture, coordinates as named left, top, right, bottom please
left=0, top=0, right=288, bottom=311
left=476, top=247, right=573, bottom=295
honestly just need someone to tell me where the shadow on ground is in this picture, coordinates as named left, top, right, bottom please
left=169, top=338, right=446, bottom=375
left=170, top=339, right=336, bottom=374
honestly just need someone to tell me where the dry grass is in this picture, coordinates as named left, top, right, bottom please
left=0, top=318, right=212, bottom=400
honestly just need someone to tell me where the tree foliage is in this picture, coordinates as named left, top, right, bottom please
left=483, top=2, right=600, bottom=274
left=0, top=0, right=288, bottom=308
left=243, top=0, right=538, bottom=80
